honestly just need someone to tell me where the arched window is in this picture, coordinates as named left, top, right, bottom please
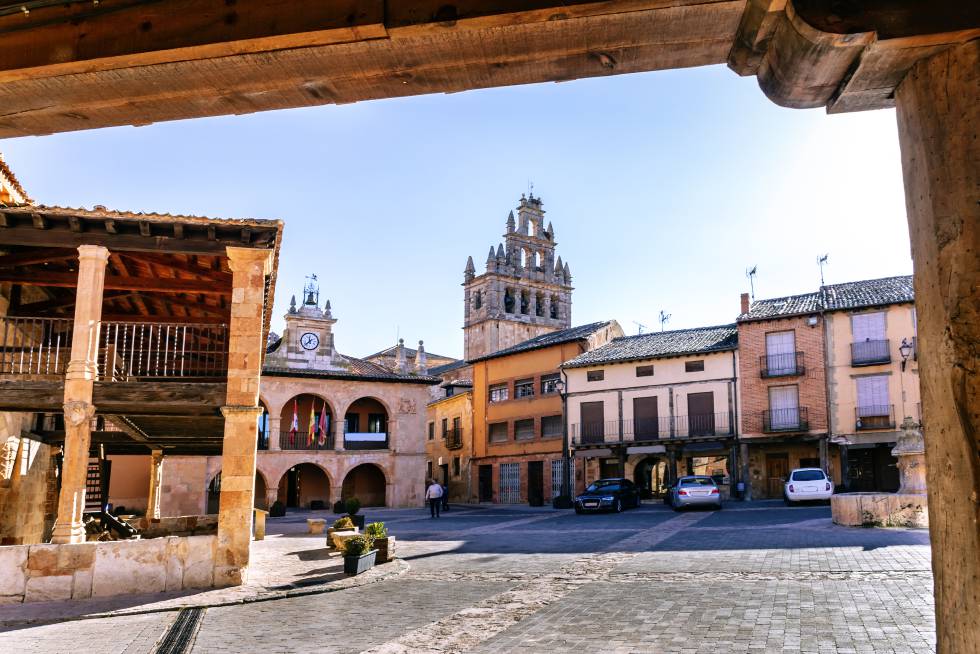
left=473, top=290, right=483, bottom=310
left=504, top=288, right=515, bottom=314
left=520, top=290, right=530, bottom=315
left=535, top=292, right=545, bottom=317
left=550, top=295, right=559, bottom=320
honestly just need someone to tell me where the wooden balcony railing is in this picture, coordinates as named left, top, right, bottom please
left=0, top=316, right=73, bottom=376
left=98, top=321, right=228, bottom=380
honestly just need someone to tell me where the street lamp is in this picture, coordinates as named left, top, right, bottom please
left=899, top=338, right=913, bottom=371
left=555, top=377, right=573, bottom=508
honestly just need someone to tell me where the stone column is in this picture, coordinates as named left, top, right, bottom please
left=51, top=245, right=109, bottom=544
left=214, top=246, right=272, bottom=587
left=264, top=486, right=279, bottom=509
left=267, top=417, right=282, bottom=452
left=147, top=450, right=163, bottom=519
left=894, top=39, right=978, bottom=654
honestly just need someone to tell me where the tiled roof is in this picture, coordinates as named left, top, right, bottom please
left=467, top=321, right=615, bottom=363
left=822, top=275, right=914, bottom=311
left=0, top=153, right=29, bottom=202
left=365, top=343, right=456, bottom=363
left=264, top=353, right=440, bottom=384
left=740, top=275, right=914, bottom=321
left=429, top=360, right=469, bottom=376
left=562, top=324, right=737, bottom=368
left=738, top=292, right=822, bottom=322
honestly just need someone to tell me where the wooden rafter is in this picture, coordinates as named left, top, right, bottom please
left=0, top=270, right=232, bottom=294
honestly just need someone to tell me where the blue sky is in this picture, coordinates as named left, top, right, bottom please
left=1, top=64, right=911, bottom=360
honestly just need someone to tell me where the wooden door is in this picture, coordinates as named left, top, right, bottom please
left=765, top=453, right=789, bottom=498
left=580, top=401, right=605, bottom=444
left=633, top=396, right=659, bottom=439
left=687, top=392, right=715, bottom=436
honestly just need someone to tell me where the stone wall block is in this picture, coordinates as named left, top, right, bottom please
left=165, top=536, right=186, bottom=591
left=71, top=566, right=93, bottom=600
left=91, top=539, right=167, bottom=597
left=0, top=545, right=27, bottom=599
left=182, top=536, right=216, bottom=589
left=24, top=574, right=72, bottom=602
left=26, top=543, right=59, bottom=575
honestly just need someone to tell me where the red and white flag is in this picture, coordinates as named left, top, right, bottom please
left=289, top=399, right=298, bottom=446
left=318, top=404, right=329, bottom=447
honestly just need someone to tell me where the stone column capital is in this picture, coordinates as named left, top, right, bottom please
left=225, top=247, right=273, bottom=276
left=221, top=405, right=265, bottom=419
left=76, top=243, right=110, bottom=263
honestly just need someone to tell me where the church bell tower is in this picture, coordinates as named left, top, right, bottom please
left=463, top=193, right=573, bottom=360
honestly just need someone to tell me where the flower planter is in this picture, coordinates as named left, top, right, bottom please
left=328, top=529, right=359, bottom=550
left=374, top=536, right=396, bottom=563
left=348, top=514, right=366, bottom=530
left=343, top=549, right=377, bottom=575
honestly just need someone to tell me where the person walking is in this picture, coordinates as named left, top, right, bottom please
left=425, top=479, right=444, bottom=518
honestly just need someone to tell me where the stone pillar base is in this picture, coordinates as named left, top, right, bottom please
left=831, top=492, right=928, bottom=529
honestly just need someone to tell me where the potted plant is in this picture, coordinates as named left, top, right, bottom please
left=345, top=497, right=365, bottom=529
left=342, top=534, right=376, bottom=575
left=327, top=516, right=355, bottom=547
left=332, top=500, right=346, bottom=514
left=269, top=501, right=286, bottom=517
left=365, top=521, right=395, bottom=563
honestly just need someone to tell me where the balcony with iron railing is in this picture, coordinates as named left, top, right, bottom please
left=760, top=352, right=805, bottom=378
left=279, top=430, right=335, bottom=450
left=855, top=405, right=896, bottom=431
left=762, top=407, right=809, bottom=433
left=445, top=427, right=463, bottom=450
left=571, top=412, right=734, bottom=447
left=0, top=316, right=229, bottom=380
left=851, top=339, right=891, bottom=366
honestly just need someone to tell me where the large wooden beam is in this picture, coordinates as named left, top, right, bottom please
left=0, top=270, right=230, bottom=294
left=93, top=381, right=226, bottom=415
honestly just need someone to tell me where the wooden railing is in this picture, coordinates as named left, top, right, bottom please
left=98, top=321, right=228, bottom=379
left=0, top=316, right=73, bottom=376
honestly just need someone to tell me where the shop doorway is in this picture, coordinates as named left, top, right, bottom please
left=528, top=461, right=544, bottom=506
left=847, top=445, right=899, bottom=492
left=478, top=465, right=493, bottom=502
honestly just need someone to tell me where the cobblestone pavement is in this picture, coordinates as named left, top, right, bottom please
left=0, top=501, right=935, bottom=653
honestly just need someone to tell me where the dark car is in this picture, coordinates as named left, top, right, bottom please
left=574, top=478, right=641, bottom=514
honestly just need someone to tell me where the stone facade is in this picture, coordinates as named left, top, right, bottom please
left=463, top=194, right=573, bottom=360
left=425, top=390, right=474, bottom=502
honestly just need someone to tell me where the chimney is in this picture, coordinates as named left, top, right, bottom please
left=740, top=293, right=750, bottom=315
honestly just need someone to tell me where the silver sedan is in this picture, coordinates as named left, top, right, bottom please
left=669, top=476, right=722, bottom=510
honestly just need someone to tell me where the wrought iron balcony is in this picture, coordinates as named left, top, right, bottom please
left=445, top=427, right=463, bottom=450
left=344, top=432, right=388, bottom=450
left=570, top=412, right=734, bottom=446
left=762, top=407, right=809, bottom=433
left=855, top=405, right=896, bottom=431
left=851, top=339, right=891, bottom=366
left=760, top=352, right=805, bottom=378
left=280, top=430, right=334, bottom=450
left=0, top=316, right=73, bottom=376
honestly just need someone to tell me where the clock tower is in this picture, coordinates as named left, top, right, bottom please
left=265, top=275, right=344, bottom=371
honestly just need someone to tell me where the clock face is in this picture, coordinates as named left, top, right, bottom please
left=300, top=332, right=320, bottom=351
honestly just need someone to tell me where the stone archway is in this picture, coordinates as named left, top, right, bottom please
left=279, top=393, right=335, bottom=451
left=276, top=463, right=331, bottom=509
left=206, top=471, right=221, bottom=515
left=342, top=463, right=387, bottom=507
left=254, top=470, right=269, bottom=510
left=342, top=397, right=390, bottom=451
left=632, top=456, right=666, bottom=499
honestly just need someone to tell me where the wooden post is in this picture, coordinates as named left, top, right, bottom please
left=894, top=39, right=979, bottom=654
left=50, top=244, right=109, bottom=544
left=213, top=246, right=272, bottom=586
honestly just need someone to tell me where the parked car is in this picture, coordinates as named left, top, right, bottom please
left=574, top=478, right=641, bottom=513
left=783, top=468, right=834, bottom=505
left=668, top=476, right=722, bottom=511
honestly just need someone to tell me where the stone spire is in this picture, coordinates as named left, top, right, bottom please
left=396, top=338, right=407, bottom=374
left=546, top=221, right=554, bottom=240
left=506, top=210, right=515, bottom=233
left=289, top=294, right=297, bottom=314
left=324, top=299, right=332, bottom=318
left=414, top=340, right=428, bottom=374
left=563, top=262, right=571, bottom=282
left=464, top=256, right=475, bottom=282
left=496, top=243, right=505, bottom=259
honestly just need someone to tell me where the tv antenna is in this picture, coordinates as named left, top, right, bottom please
left=818, top=254, right=829, bottom=286
left=632, top=321, right=647, bottom=335
left=658, top=310, right=671, bottom=332
left=746, top=265, right=758, bottom=300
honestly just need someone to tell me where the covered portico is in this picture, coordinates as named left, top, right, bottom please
left=0, top=205, right=281, bottom=590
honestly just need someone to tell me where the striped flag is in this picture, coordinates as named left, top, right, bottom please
left=307, top=403, right=316, bottom=447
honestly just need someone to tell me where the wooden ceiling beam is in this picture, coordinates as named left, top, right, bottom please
left=0, top=270, right=230, bottom=294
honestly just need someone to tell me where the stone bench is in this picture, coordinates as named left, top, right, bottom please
left=307, top=518, right=328, bottom=535
left=329, top=529, right=360, bottom=550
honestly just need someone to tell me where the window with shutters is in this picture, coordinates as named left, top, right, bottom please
left=579, top=401, right=605, bottom=443
left=488, top=422, right=508, bottom=443
left=587, top=370, right=604, bottom=382
left=489, top=383, right=509, bottom=402
left=764, top=331, right=798, bottom=376
left=441, top=418, right=448, bottom=439
left=851, top=312, right=890, bottom=365
left=541, top=415, right=562, bottom=439
left=514, top=378, right=535, bottom=398
left=856, top=375, right=892, bottom=428
left=515, top=419, right=535, bottom=440
left=427, top=422, right=434, bottom=441
left=635, top=365, right=654, bottom=377
left=685, top=360, right=704, bottom=373
left=766, top=386, right=801, bottom=431
left=633, top=396, right=660, bottom=438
